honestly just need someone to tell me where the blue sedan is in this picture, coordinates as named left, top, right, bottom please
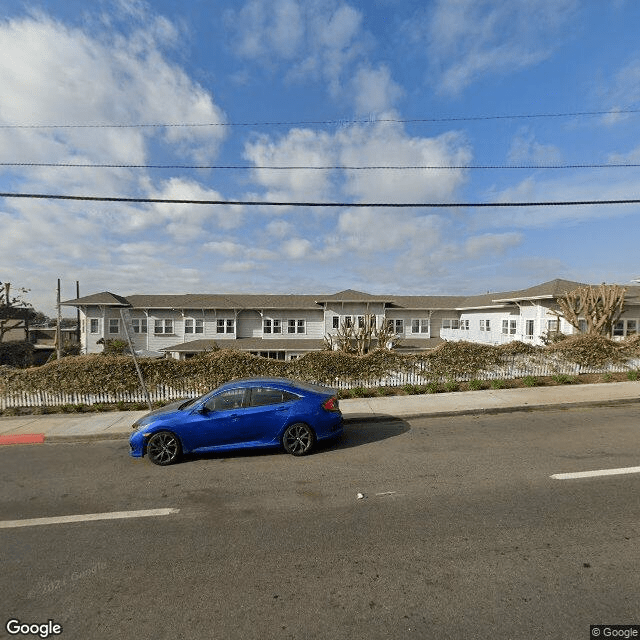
left=129, top=377, right=343, bottom=465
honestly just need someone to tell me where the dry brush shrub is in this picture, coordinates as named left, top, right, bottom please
left=497, top=340, right=541, bottom=356
left=620, top=335, right=640, bottom=358
left=417, top=341, right=503, bottom=379
left=544, top=334, right=627, bottom=368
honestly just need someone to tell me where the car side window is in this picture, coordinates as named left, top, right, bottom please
left=249, top=388, right=299, bottom=407
left=204, top=388, right=247, bottom=412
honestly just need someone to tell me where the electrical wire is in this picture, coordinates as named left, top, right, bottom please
left=0, top=108, right=637, bottom=129
left=1, top=192, right=639, bottom=208
left=1, top=162, right=639, bottom=170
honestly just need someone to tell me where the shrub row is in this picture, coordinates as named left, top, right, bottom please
left=1, top=335, right=640, bottom=396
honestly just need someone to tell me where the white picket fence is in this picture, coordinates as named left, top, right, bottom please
left=2, top=356, right=639, bottom=410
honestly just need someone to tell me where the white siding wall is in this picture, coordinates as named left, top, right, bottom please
left=441, top=302, right=578, bottom=346
left=237, top=310, right=261, bottom=338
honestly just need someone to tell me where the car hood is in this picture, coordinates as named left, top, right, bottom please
left=133, top=398, right=195, bottom=428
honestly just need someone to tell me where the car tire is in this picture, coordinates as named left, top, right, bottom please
left=282, top=423, right=315, bottom=456
left=146, top=431, right=181, bottom=466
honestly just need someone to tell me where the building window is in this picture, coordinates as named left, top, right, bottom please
left=386, top=319, right=404, bottom=333
left=185, top=318, right=204, bottom=334
left=90, top=319, right=99, bottom=334
left=263, top=319, right=281, bottom=334
left=480, top=319, right=491, bottom=332
left=132, top=318, right=147, bottom=334
left=288, top=319, right=305, bottom=334
left=627, top=320, right=637, bottom=335
left=613, top=321, right=625, bottom=337
left=109, top=319, right=120, bottom=334
left=411, top=319, right=429, bottom=334
left=526, top=319, right=535, bottom=337
left=216, top=319, right=234, bottom=334
left=460, top=319, right=469, bottom=330
left=502, top=319, right=517, bottom=335
left=442, top=319, right=460, bottom=330
left=154, top=319, right=174, bottom=334
left=252, top=351, right=286, bottom=360
left=344, top=316, right=353, bottom=329
left=547, top=318, right=559, bottom=333
left=332, top=316, right=340, bottom=329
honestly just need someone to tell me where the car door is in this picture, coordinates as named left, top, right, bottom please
left=185, top=387, right=250, bottom=450
left=242, top=387, right=300, bottom=443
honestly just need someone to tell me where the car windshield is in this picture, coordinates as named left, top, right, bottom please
left=178, top=395, right=205, bottom=410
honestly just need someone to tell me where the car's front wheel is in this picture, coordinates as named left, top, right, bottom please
left=146, top=431, right=181, bottom=466
left=282, top=423, right=315, bottom=456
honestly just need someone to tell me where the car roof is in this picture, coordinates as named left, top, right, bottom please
left=216, top=377, right=335, bottom=395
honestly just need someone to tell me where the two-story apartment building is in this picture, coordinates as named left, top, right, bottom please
left=61, top=279, right=640, bottom=359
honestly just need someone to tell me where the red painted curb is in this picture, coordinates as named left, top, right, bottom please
left=0, top=434, right=45, bottom=445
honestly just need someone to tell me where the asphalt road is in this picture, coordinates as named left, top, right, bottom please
left=1, top=405, right=639, bottom=640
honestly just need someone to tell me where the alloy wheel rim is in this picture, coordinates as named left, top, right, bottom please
left=285, top=425, right=311, bottom=453
left=149, top=434, right=178, bottom=463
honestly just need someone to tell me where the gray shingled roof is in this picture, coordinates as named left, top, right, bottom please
left=490, top=279, right=587, bottom=302
left=61, top=291, right=130, bottom=306
left=315, top=289, right=392, bottom=303
left=388, top=295, right=469, bottom=309
left=127, top=293, right=324, bottom=310
left=62, top=279, right=640, bottom=312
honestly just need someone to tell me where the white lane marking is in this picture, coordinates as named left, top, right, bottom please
left=0, top=508, right=179, bottom=529
left=551, top=466, right=640, bottom=480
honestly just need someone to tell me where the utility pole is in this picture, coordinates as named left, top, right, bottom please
left=56, top=279, right=62, bottom=361
left=120, top=309, right=153, bottom=411
left=76, top=281, right=81, bottom=346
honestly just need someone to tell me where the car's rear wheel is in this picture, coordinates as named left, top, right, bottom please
left=282, top=423, right=315, bottom=456
left=146, top=431, right=181, bottom=466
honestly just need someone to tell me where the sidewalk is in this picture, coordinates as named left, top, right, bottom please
left=0, top=381, right=638, bottom=443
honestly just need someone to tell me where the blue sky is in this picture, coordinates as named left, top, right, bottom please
left=1, top=0, right=639, bottom=315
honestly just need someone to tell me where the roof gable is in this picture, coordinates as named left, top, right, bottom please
left=316, top=289, right=390, bottom=303
left=61, top=292, right=130, bottom=306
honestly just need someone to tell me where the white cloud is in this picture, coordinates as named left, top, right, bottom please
left=413, top=0, right=578, bottom=94
left=601, top=57, right=640, bottom=125
left=146, top=177, right=244, bottom=239
left=0, top=15, right=227, bottom=163
left=0, top=13, right=232, bottom=313
left=351, top=65, right=404, bottom=115
left=464, top=232, right=523, bottom=258
left=338, top=122, right=471, bottom=202
left=484, top=172, right=640, bottom=229
left=334, top=208, right=443, bottom=254
left=244, top=128, right=338, bottom=201
left=507, top=128, right=562, bottom=165
left=228, top=0, right=374, bottom=106
left=245, top=119, right=472, bottom=204
left=282, top=237, right=313, bottom=259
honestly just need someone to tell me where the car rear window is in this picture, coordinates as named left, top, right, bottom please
left=250, top=387, right=299, bottom=407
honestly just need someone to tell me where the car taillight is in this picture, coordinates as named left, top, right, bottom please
left=322, top=396, right=339, bottom=412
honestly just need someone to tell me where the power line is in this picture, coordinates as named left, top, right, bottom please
left=2, top=162, right=640, bottom=170
left=0, top=108, right=637, bottom=129
left=1, top=192, right=639, bottom=208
